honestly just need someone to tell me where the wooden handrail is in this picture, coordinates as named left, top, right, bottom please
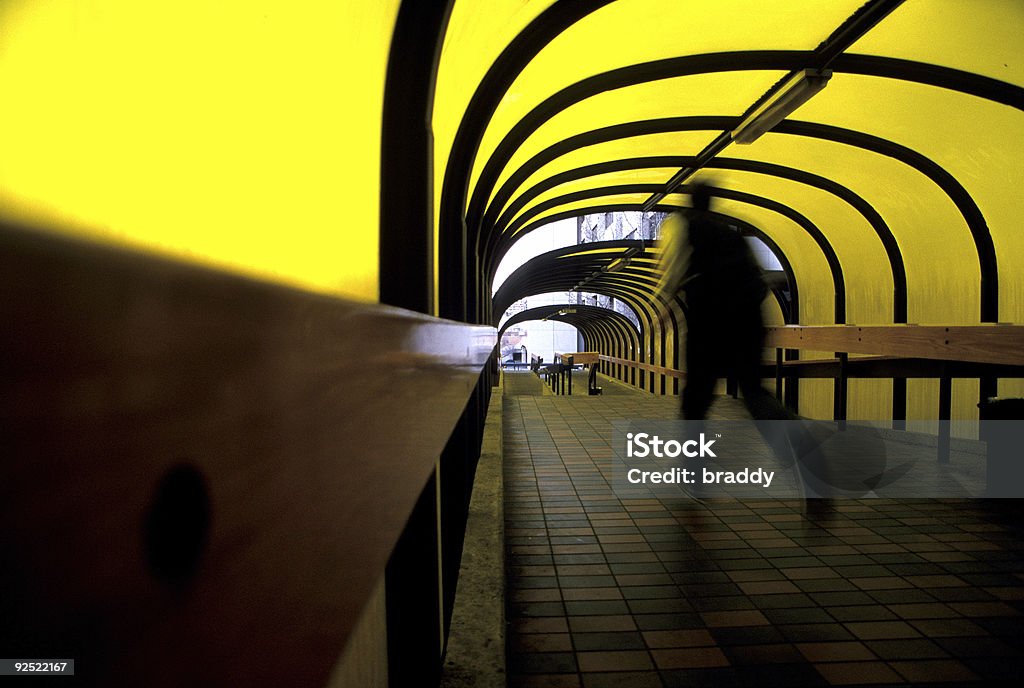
left=599, top=354, right=687, bottom=379
left=597, top=325, right=1024, bottom=382
left=0, top=222, right=496, bottom=686
left=765, top=324, right=1024, bottom=366
left=555, top=351, right=600, bottom=365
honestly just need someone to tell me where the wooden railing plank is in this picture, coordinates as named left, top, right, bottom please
left=765, top=325, right=1024, bottom=366
left=598, top=355, right=687, bottom=379
left=0, top=223, right=495, bottom=687
left=555, top=351, right=601, bottom=365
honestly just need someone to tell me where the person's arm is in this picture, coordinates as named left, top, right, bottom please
left=652, top=212, right=691, bottom=315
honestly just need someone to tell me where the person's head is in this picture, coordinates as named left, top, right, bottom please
left=689, top=181, right=713, bottom=213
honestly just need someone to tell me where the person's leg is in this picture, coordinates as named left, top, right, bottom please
left=680, top=346, right=717, bottom=501
left=730, top=319, right=789, bottom=421
left=737, top=375, right=790, bottom=421
left=731, top=336, right=809, bottom=506
left=682, top=345, right=717, bottom=421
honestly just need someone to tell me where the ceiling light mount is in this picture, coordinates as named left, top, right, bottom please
left=731, top=69, right=832, bottom=145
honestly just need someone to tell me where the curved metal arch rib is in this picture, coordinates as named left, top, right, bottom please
left=500, top=304, right=639, bottom=346
left=484, top=153, right=901, bottom=322
left=467, top=55, right=1016, bottom=321
left=493, top=185, right=844, bottom=323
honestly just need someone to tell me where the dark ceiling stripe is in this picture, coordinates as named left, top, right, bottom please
left=494, top=184, right=844, bottom=323
left=503, top=183, right=663, bottom=238
left=496, top=274, right=651, bottom=315
left=493, top=155, right=896, bottom=322
left=835, top=54, right=1024, bottom=110
left=713, top=158, right=904, bottom=323
left=497, top=278, right=656, bottom=324
left=491, top=156, right=683, bottom=231
left=464, top=52, right=1018, bottom=322
left=484, top=112, right=992, bottom=321
left=492, top=238, right=793, bottom=331
left=775, top=120, right=997, bottom=322
left=483, top=201, right=794, bottom=329
left=379, top=0, right=454, bottom=313
left=812, top=0, right=905, bottom=68
left=497, top=273, right=649, bottom=328
left=438, top=0, right=612, bottom=321
left=494, top=203, right=798, bottom=323
left=497, top=256, right=791, bottom=338
left=650, top=0, right=904, bottom=212
left=482, top=117, right=727, bottom=236
left=489, top=217, right=648, bottom=273
left=466, top=50, right=810, bottom=227
left=500, top=304, right=637, bottom=338
left=495, top=275, right=656, bottom=331
left=487, top=201, right=752, bottom=277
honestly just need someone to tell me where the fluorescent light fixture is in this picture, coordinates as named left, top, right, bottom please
left=731, top=69, right=831, bottom=145
left=604, top=247, right=640, bottom=273
left=605, top=257, right=630, bottom=273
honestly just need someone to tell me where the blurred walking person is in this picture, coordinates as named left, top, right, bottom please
left=654, top=181, right=789, bottom=422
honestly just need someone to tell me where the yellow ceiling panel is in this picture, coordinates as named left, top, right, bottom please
left=794, top=73, right=1024, bottom=322
left=850, top=0, right=1024, bottom=87
left=505, top=167, right=677, bottom=229
left=472, top=0, right=865, bottom=199
left=508, top=194, right=654, bottom=239
left=434, top=0, right=557, bottom=302
left=558, top=248, right=629, bottom=257
left=694, top=169, right=894, bottom=324
left=707, top=199, right=836, bottom=327
left=726, top=133, right=981, bottom=325
left=798, top=74, right=1018, bottom=173
left=481, top=70, right=785, bottom=206
left=494, top=130, right=717, bottom=219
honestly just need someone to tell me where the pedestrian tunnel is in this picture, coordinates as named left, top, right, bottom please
left=1, top=1, right=1023, bottom=686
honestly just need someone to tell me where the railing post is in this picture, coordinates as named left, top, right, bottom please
left=386, top=470, right=442, bottom=687
left=836, top=352, right=848, bottom=430
left=775, top=347, right=783, bottom=400
left=893, top=377, right=907, bottom=431
left=938, top=370, right=952, bottom=464
left=784, top=349, right=799, bottom=413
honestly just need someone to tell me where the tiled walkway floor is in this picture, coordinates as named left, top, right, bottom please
left=502, top=373, right=1024, bottom=687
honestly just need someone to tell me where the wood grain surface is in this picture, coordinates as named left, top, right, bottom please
left=765, top=325, right=1024, bottom=366
left=0, top=223, right=495, bottom=687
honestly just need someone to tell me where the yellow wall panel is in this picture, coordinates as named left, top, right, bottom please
left=0, top=0, right=399, bottom=301
left=730, top=135, right=981, bottom=326
left=434, top=0, right=557, bottom=312
left=847, top=379, right=893, bottom=421
left=705, top=169, right=894, bottom=325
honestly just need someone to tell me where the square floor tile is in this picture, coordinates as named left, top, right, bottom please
left=845, top=620, right=922, bottom=640
left=651, top=646, right=729, bottom=670
left=577, top=650, right=654, bottom=672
